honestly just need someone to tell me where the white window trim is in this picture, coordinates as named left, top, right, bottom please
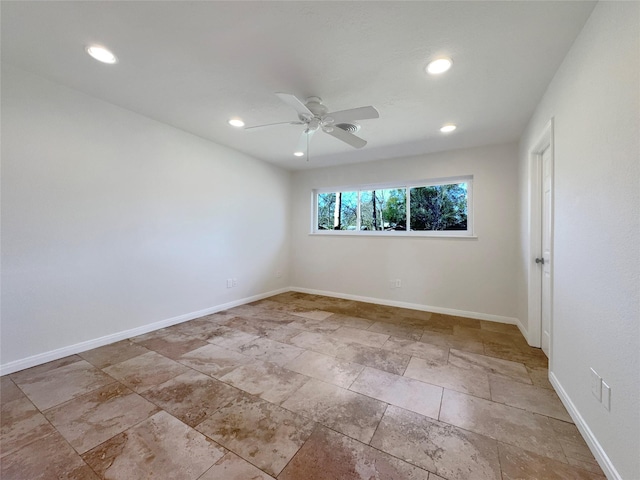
left=311, top=175, right=474, bottom=237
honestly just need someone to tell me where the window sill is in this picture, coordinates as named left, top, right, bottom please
left=309, top=232, right=478, bottom=239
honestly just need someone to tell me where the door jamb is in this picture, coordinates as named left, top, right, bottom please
left=527, top=118, right=554, bottom=350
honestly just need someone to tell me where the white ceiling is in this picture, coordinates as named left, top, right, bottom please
left=1, top=1, right=596, bottom=170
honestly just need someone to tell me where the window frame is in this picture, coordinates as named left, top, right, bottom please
left=311, top=176, right=474, bottom=237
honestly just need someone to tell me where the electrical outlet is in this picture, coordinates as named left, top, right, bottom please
left=590, top=368, right=602, bottom=401
left=226, top=278, right=233, bottom=288
left=395, top=279, right=402, bottom=288
left=232, top=278, right=238, bottom=287
left=602, top=381, right=611, bottom=411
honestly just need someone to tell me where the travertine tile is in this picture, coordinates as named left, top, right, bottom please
left=404, top=356, right=491, bottom=399
left=419, top=330, right=485, bottom=354
left=448, top=349, right=531, bottom=383
left=197, top=394, right=314, bottom=476
left=2, top=431, right=99, bottom=479
left=222, top=316, right=288, bottom=337
left=281, top=378, right=387, bottom=443
left=262, top=323, right=307, bottom=343
left=0, top=376, right=24, bottom=405
left=83, top=411, right=224, bottom=479
left=200, top=452, right=275, bottom=480
left=489, top=376, right=572, bottom=422
left=288, top=330, right=350, bottom=357
left=291, top=310, right=334, bottom=321
left=11, top=359, right=114, bottom=410
left=165, top=318, right=232, bottom=341
left=1, top=396, right=56, bottom=458
left=483, top=340, right=549, bottom=368
left=480, top=320, right=522, bottom=335
left=178, top=343, right=252, bottom=378
left=235, top=337, right=304, bottom=366
left=288, top=316, right=344, bottom=333
left=498, top=442, right=605, bottom=479
left=336, top=342, right=410, bottom=375
left=132, top=331, right=209, bottom=359
left=279, top=425, right=431, bottom=480
left=382, top=336, right=449, bottom=364
left=79, top=340, right=149, bottom=368
left=10, top=355, right=83, bottom=382
left=350, top=367, right=442, bottom=419
left=439, top=389, right=566, bottom=461
left=103, top=351, right=189, bottom=393
left=207, top=327, right=260, bottom=349
left=219, top=359, right=309, bottom=404
left=526, top=365, right=553, bottom=389
left=330, top=313, right=375, bottom=329
left=368, top=321, right=425, bottom=341
left=45, top=383, right=158, bottom=453
left=142, top=369, right=240, bottom=427
left=284, top=350, right=364, bottom=388
left=371, top=405, right=501, bottom=480
left=330, top=326, right=390, bottom=348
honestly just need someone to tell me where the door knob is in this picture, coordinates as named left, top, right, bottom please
left=535, top=257, right=545, bottom=265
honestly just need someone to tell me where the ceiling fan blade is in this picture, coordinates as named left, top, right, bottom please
left=244, top=121, right=304, bottom=130
left=275, top=93, right=313, bottom=118
left=325, top=126, right=367, bottom=148
left=326, top=106, right=379, bottom=124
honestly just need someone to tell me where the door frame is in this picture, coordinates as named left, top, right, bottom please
left=527, top=118, right=554, bottom=358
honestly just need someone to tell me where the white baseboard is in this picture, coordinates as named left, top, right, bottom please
left=0, top=287, right=289, bottom=376
left=515, top=317, right=529, bottom=344
left=290, top=287, right=519, bottom=325
left=549, top=371, right=621, bottom=480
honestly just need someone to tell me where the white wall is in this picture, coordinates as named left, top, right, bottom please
left=291, top=143, right=519, bottom=322
left=1, top=64, right=291, bottom=370
left=517, top=3, right=639, bottom=478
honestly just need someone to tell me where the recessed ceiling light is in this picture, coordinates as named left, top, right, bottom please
left=426, top=57, right=453, bottom=75
left=86, top=45, right=117, bottom=64
left=293, top=151, right=305, bottom=157
left=228, top=118, right=245, bottom=127
left=440, top=124, right=457, bottom=133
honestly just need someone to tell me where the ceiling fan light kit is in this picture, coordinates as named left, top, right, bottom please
left=245, top=92, right=379, bottom=160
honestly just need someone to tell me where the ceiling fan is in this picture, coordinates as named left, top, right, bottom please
left=246, top=93, right=379, bottom=158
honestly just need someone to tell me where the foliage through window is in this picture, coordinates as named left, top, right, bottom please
left=315, top=178, right=472, bottom=235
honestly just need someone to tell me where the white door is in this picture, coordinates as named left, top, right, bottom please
left=540, top=146, right=553, bottom=357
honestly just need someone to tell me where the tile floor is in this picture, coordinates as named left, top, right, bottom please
left=0, top=292, right=606, bottom=479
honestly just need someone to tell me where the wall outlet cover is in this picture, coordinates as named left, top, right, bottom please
left=590, top=368, right=602, bottom=401
left=602, top=381, right=611, bottom=411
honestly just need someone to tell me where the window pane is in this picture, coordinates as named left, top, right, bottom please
left=410, top=183, right=467, bottom=231
left=337, top=191, right=358, bottom=230
left=360, top=189, right=406, bottom=231
left=317, top=192, right=336, bottom=230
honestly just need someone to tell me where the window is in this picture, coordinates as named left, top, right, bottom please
left=313, top=176, right=473, bottom=236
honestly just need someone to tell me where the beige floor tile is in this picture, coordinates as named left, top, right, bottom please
left=79, top=340, right=149, bottom=368
left=419, top=330, right=485, bottom=354
left=526, top=365, right=553, bottom=389
left=197, top=394, right=314, bottom=476
left=279, top=425, right=431, bottom=480
left=404, top=356, right=491, bottom=399
left=1, top=396, right=56, bottom=458
left=382, top=336, right=449, bottom=364
left=371, top=405, right=501, bottom=480
left=2, top=431, right=99, bottom=479
left=103, top=351, right=190, bottom=393
left=83, top=410, right=224, bottom=479
left=219, top=359, right=310, bottom=404
left=448, top=349, right=531, bottom=383
left=288, top=330, right=350, bottom=357
left=222, top=316, right=287, bottom=337
left=9, top=355, right=83, bottom=382
left=439, top=389, right=566, bottom=461
left=142, top=369, right=240, bottom=427
left=291, top=310, right=334, bottom=321
left=330, top=313, right=375, bottom=329
left=483, top=340, right=549, bottom=368
left=200, top=452, right=275, bottom=480
left=207, top=327, right=261, bottom=349
left=178, top=343, right=252, bottom=378
left=131, top=331, right=203, bottom=358
left=330, top=326, right=390, bottom=348
left=165, top=318, right=232, bottom=341
left=0, top=376, right=25, bottom=405
left=11, top=359, right=115, bottom=410
left=288, top=316, right=344, bottom=333
left=368, top=321, right=425, bottom=341
left=234, top=337, right=304, bottom=366
left=45, top=383, right=158, bottom=453
left=479, top=320, right=522, bottom=335
left=336, top=342, right=410, bottom=375
left=489, top=376, right=572, bottom=422
left=262, top=323, right=307, bottom=343
left=284, top=350, right=364, bottom=388
left=350, top=367, right=442, bottom=419
left=429, top=474, right=447, bottom=480
left=498, top=442, right=605, bottom=479
left=281, top=378, right=387, bottom=443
